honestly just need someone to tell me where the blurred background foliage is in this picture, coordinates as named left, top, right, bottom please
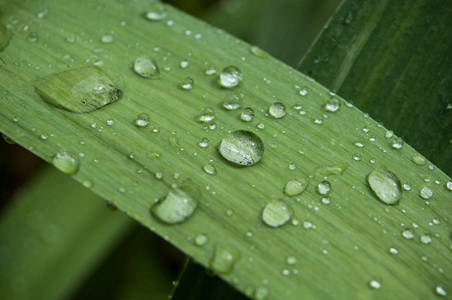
left=0, top=0, right=341, bottom=299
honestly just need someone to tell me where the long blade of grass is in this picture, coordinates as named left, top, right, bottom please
left=0, top=167, right=135, bottom=299
left=298, top=0, right=452, bottom=175
left=0, top=1, right=450, bottom=298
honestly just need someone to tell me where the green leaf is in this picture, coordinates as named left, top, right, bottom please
left=0, top=167, right=135, bottom=300
left=298, top=0, right=452, bottom=175
left=0, top=1, right=450, bottom=299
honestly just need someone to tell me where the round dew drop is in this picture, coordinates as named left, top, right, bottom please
left=420, top=187, right=433, bottom=200
left=250, top=46, right=269, bottom=58
left=198, top=107, right=215, bottom=122
left=317, top=181, right=331, bottom=195
left=367, top=168, right=402, bottom=205
left=150, top=180, right=200, bottom=224
left=180, top=77, right=194, bottom=90
left=218, top=130, right=264, bottom=166
left=194, top=234, right=208, bottom=246
left=135, top=113, right=150, bottom=127
left=262, top=199, right=293, bottom=228
left=144, top=2, right=167, bottom=21
left=402, top=228, right=415, bottom=239
left=134, top=56, right=161, bottom=79
left=325, top=97, right=341, bottom=112
left=223, top=94, right=242, bottom=110
left=269, top=102, right=286, bottom=118
left=210, top=244, right=241, bottom=274
left=240, top=107, right=255, bottom=122
left=52, top=150, right=80, bottom=175
left=203, top=163, right=217, bottom=175
left=219, top=66, right=242, bottom=88
left=284, top=178, right=309, bottom=196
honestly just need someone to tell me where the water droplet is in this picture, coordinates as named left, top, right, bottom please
left=257, top=122, right=265, bottom=129
left=412, top=155, right=426, bottom=165
left=446, top=181, right=452, bottom=191
left=203, top=163, right=217, bottom=175
left=303, top=221, right=313, bottom=229
left=179, top=60, right=189, bottom=69
left=144, top=2, right=167, bottom=21
left=435, top=285, right=447, bottom=297
left=420, top=234, right=432, bottom=244
left=317, top=181, right=331, bottom=195
left=240, top=107, right=255, bottom=122
left=420, top=187, right=433, bottom=200
left=262, top=199, right=293, bottom=228
left=52, top=150, right=80, bottom=175
left=210, top=244, right=240, bottom=274
left=135, top=113, right=150, bottom=127
left=299, top=87, right=308, bottom=96
left=369, top=280, right=381, bottom=289
left=26, top=32, right=39, bottom=43
left=389, top=247, right=398, bottom=254
left=2, top=133, right=15, bottom=144
left=367, top=169, right=402, bottom=205
left=168, top=135, right=180, bottom=148
left=219, top=130, right=264, bottom=166
left=155, top=171, right=164, bottom=180
left=352, top=153, right=362, bottom=161
left=223, top=94, right=242, bottom=110
left=325, top=97, right=341, bottom=112
left=250, top=46, right=269, bottom=58
left=195, top=234, right=208, bottom=246
left=100, top=34, right=114, bottom=44
left=147, top=151, right=161, bottom=160
left=204, top=66, right=217, bottom=75
left=286, top=256, right=297, bottom=265
left=180, top=77, right=194, bottom=90
left=198, top=107, right=215, bottom=122
left=391, top=137, right=404, bottom=149
left=219, top=66, right=242, bottom=88
left=199, top=138, right=209, bottom=148
left=254, top=286, right=269, bottom=300
left=385, top=131, right=394, bottom=139
left=133, top=55, right=161, bottom=79
left=34, top=66, right=124, bottom=113
left=269, top=102, right=286, bottom=119
left=151, top=179, right=200, bottom=224
left=402, top=228, right=415, bottom=239
left=106, top=118, right=115, bottom=126
left=315, top=163, right=349, bottom=175
left=284, top=178, right=309, bottom=196
left=0, top=22, right=9, bottom=50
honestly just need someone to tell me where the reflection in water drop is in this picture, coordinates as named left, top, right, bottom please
left=210, top=244, right=240, bottom=274
left=219, top=66, right=242, bottom=88
left=52, top=150, right=80, bottom=175
left=262, top=199, right=293, bottom=228
left=219, top=130, right=264, bottom=166
left=367, top=169, right=402, bottom=205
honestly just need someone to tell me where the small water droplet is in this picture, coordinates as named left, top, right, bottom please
left=420, top=187, right=433, bottom=200
left=269, top=102, right=286, bottom=119
left=219, top=130, right=264, bottom=166
left=180, top=77, right=194, bottom=90
left=147, top=151, right=161, bottom=160
left=223, top=94, right=242, bottom=110
left=315, top=163, right=349, bottom=175
left=286, top=256, right=297, bottom=265
left=402, top=228, right=415, bottom=239
left=82, top=179, right=93, bottom=188
left=100, top=34, right=114, bottom=44
left=284, top=178, right=309, bottom=196
left=254, top=286, right=269, bottom=300
left=135, top=113, right=150, bottom=127
left=299, top=87, right=308, bottom=96
left=369, top=280, right=381, bottom=289
left=389, top=247, right=398, bottom=254
left=144, top=2, right=167, bottom=21
left=210, top=244, right=240, bottom=274
left=203, top=163, right=217, bottom=175
left=411, top=155, right=426, bottom=165
left=352, top=153, right=362, bottom=161
left=262, top=199, right=293, bottom=228
left=219, top=66, right=242, bottom=88
left=367, top=169, right=402, bottom=205
left=420, top=234, right=432, bottom=244
left=151, top=179, right=200, bottom=224
left=106, top=118, right=115, bottom=126
left=134, top=55, right=161, bottom=79
left=317, top=181, right=331, bottom=195
left=179, top=60, right=189, bottom=69
left=204, top=66, right=217, bottom=75
left=155, top=171, right=164, bottom=180
left=194, top=234, right=208, bottom=246
left=446, top=181, right=452, bottom=191
left=257, top=122, right=265, bottom=129
left=325, top=97, right=341, bottom=112
left=35, top=66, right=124, bottom=113
left=52, top=150, right=80, bottom=175
left=199, top=138, right=209, bottom=148
left=435, top=285, right=447, bottom=297
left=240, top=107, right=255, bottom=122
left=385, top=131, right=394, bottom=139
left=168, top=134, right=180, bottom=148
left=198, top=107, right=215, bottom=122
left=250, top=46, right=269, bottom=58
left=391, top=137, right=404, bottom=149
left=26, top=32, right=39, bottom=43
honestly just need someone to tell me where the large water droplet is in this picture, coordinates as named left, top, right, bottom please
left=325, top=97, right=341, bottom=112
left=219, top=130, right=264, bottom=166
left=284, top=178, right=309, bottom=196
left=269, top=102, right=286, bottom=119
left=262, top=199, right=293, bottom=227
left=420, top=187, right=433, bottom=200
left=219, top=66, right=242, bottom=88
left=210, top=244, right=240, bottom=274
left=145, top=2, right=167, bottom=21
left=240, top=107, right=255, bottom=122
left=34, top=66, right=124, bottom=113
left=151, top=179, right=200, bottom=224
left=223, top=94, right=242, bottom=110
left=135, top=113, right=150, bottom=127
left=52, top=150, right=80, bottom=175
left=0, top=22, right=9, bottom=51
left=367, top=169, right=402, bottom=205
left=133, top=55, right=161, bottom=79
